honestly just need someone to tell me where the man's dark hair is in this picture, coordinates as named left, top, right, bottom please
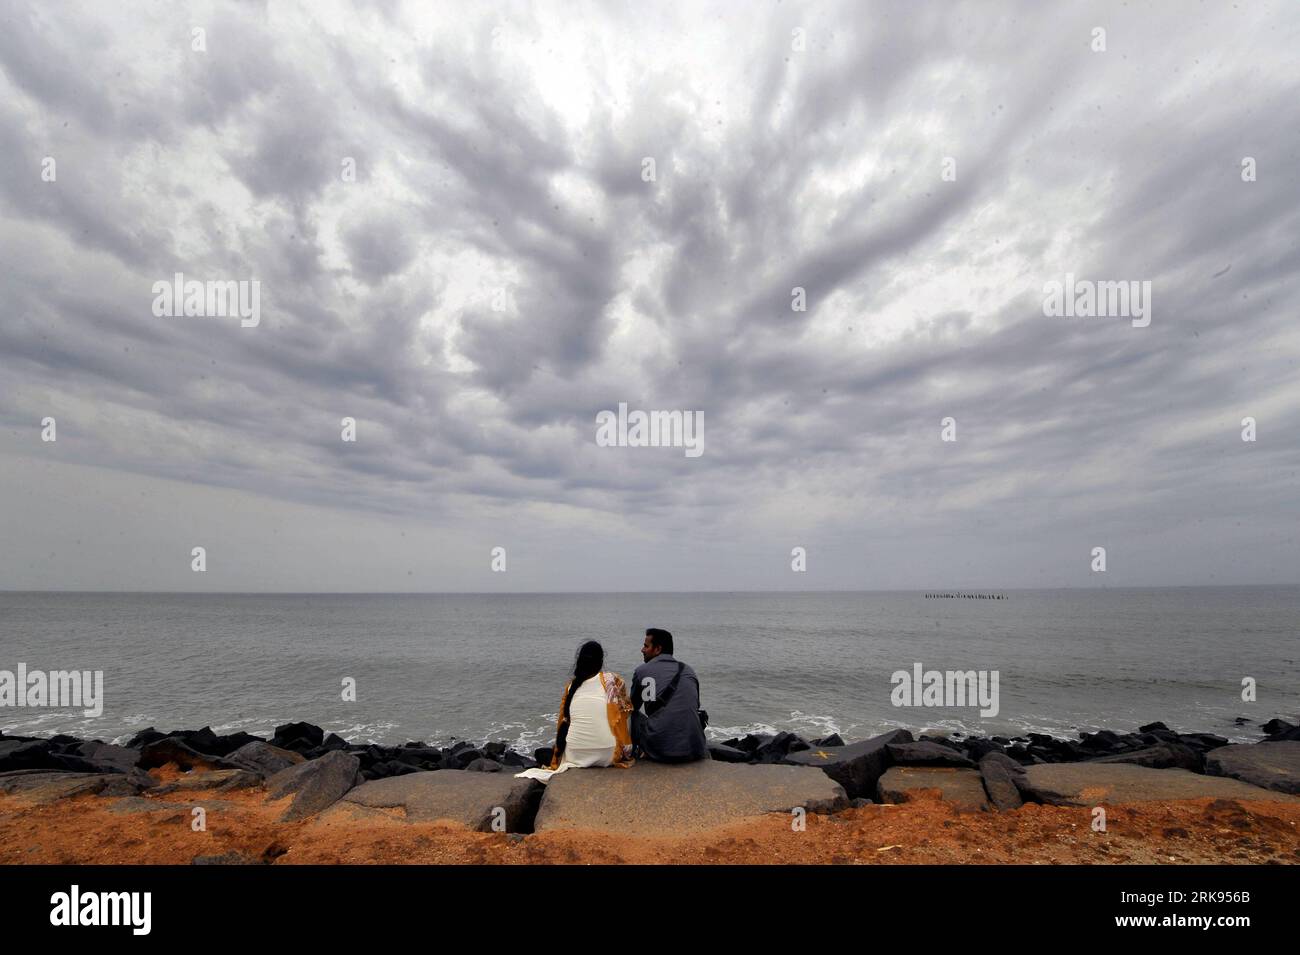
left=645, top=628, right=673, bottom=654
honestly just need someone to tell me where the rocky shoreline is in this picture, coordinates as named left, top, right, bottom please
left=2, top=717, right=1298, bottom=844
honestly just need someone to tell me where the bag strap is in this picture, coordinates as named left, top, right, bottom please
left=645, top=662, right=686, bottom=715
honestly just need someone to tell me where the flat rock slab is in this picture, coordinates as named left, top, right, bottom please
left=151, top=768, right=262, bottom=795
left=337, top=770, right=541, bottom=832
left=1205, top=742, right=1300, bottom=795
left=0, top=770, right=147, bottom=803
left=782, top=729, right=913, bottom=799
left=1022, top=763, right=1300, bottom=806
left=877, top=767, right=989, bottom=810
left=107, top=797, right=237, bottom=816
left=533, top=760, right=848, bottom=835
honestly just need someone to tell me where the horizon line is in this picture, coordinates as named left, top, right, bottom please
left=2, top=583, right=1297, bottom=597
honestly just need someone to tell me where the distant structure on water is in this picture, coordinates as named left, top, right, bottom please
left=924, top=592, right=1008, bottom=600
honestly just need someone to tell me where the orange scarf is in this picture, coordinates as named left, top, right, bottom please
left=548, top=671, right=635, bottom=770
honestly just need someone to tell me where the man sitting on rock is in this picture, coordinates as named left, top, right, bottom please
left=629, top=628, right=708, bottom=763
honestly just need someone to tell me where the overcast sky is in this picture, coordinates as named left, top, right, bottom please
left=1, top=1, right=1297, bottom=592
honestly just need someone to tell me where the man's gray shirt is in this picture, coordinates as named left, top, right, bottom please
left=629, top=653, right=708, bottom=763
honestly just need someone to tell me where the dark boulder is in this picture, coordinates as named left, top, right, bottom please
left=207, top=731, right=264, bottom=756
left=1092, top=742, right=1203, bottom=772
left=1004, top=744, right=1037, bottom=765
left=534, top=747, right=554, bottom=767
left=1263, top=721, right=1300, bottom=742
left=812, top=734, right=844, bottom=748
left=317, top=733, right=350, bottom=753
left=736, top=733, right=772, bottom=754
left=978, top=752, right=1025, bottom=810
left=168, top=727, right=221, bottom=755
left=0, top=740, right=56, bottom=772
left=393, top=747, right=443, bottom=770
left=447, top=748, right=485, bottom=769
left=73, top=741, right=140, bottom=774
left=708, top=743, right=752, bottom=763
left=1138, top=721, right=1170, bottom=734
left=1177, top=733, right=1230, bottom=753
left=754, top=732, right=810, bottom=763
left=138, top=738, right=232, bottom=772
left=1260, top=718, right=1295, bottom=737
left=1079, top=730, right=1123, bottom=753
left=782, top=729, right=913, bottom=799
left=224, top=741, right=304, bottom=779
left=265, top=750, right=361, bottom=821
left=961, top=737, right=1004, bottom=761
left=125, top=728, right=168, bottom=749
left=886, top=741, right=976, bottom=768
left=366, top=760, right=422, bottom=780
left=271, top=722, right=325, bottom=753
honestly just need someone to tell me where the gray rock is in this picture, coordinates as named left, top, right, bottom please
left=707, top=743, right=751, bottom=763
left=1092, top=742, right=1202, bottom=772
left=0, top=740, right=52, bottom=772
left=1020, top=762, right=1300, bottom=806
left=151, top=768, right=262, bottom=795
left=877, top=766, right=990, bottom=810
left=265, top=750, right=361, bottom=821
left=74, top=741, right=141, bottom=774
left=782, top=728, right=913, bottom=798
left=338, top=769, right=542, bottom=832
left=979, top=752, right=1024, bottom=810
left=1205, top=741, right=1300, bottom=795
left=0, top=771, right=109, bottom=802
left=192, top=852, right=266, bottom=865
left=534, top=760, right=848, bottom=835
left=139, top=738, right=232, bottom=772
left=886, top=741, right=977, bottom=768
left=107, top=796, right=235, bottom=816
left=224, top=741, right=305, bottom=779
left=0, top=769, right=151, bottom=802
left=464, top=757, right=504, bottom=772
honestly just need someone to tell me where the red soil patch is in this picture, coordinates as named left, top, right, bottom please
left=2, top=784, right=1297, bottom=865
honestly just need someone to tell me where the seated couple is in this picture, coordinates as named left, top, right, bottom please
left=517, top=628, right=707, bottom=782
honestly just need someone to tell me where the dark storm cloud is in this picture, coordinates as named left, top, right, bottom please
left=1, top=0, right=1297, bottom=589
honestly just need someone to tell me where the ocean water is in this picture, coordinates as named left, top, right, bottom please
left=1, top=588, right=1297, bottom=749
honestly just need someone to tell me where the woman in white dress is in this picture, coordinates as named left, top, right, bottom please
left=517, top=641, right=634, bottom=782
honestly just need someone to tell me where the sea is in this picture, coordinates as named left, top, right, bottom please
left=1, top=588, right=1296, bottom=750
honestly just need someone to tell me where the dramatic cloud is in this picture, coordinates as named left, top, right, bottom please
left=1, top=0, right=1297, bottom=591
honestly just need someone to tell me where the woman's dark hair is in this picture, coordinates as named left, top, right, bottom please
left=554, top=640, right=604, bottom=760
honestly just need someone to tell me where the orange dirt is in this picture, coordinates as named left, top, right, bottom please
left=2, top=783, right=1298, bottom=865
